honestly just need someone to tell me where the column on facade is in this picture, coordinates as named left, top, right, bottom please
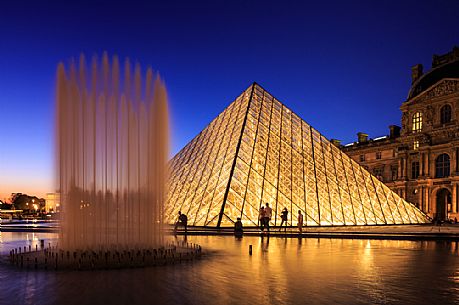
left=425, top=187, right=430, bottom=213
left=420, top=153, right=424, bottom=176
left=418, top=186, right=423, bottom=211
left=424, top=152, right=429, bottom=177
left=451, top=148, right=457, bottom=175
left=453, top=147, right=459, bottom=173
left=398, top=158, right=402, bottom=179
left=457, top=184, right=459, bottom=214
left=456, top=147, right=459, bottom=173
left=426, top=152, right=431, bottom=177
left=403, top=158, right=408, bottom=179
left=451, top=183, right=459, bottom=213
left=453, top=184, right=457, bottom=214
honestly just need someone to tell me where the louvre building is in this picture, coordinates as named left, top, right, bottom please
left=342, top=46, right=459, bottom=221
left=165, top=83, right=428, bottom=227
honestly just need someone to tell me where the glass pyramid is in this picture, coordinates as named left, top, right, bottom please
left=165, top=83, right=428, bottom=227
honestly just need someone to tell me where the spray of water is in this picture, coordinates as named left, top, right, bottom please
left=56, top=53, right=169, bottom=251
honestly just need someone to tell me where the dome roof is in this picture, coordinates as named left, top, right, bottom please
left=408, top=59, right=459, bottom=100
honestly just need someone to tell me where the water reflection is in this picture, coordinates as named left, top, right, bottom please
left=1, top=234, right=459, bottom=305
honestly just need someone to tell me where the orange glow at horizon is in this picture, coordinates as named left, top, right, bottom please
left=0, top=179, right=53, bottom=201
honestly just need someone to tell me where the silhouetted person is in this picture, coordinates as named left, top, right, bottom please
left=174, top=211, right=188, bottom=234
left=298, top=210, right=303, bottom=234
left=279, top=207, right=288, bottom=231
left=264, top=203, right=272, bottom=233
left=259, top=206, right=265, bottom=232
left=234, top=217, right=243, bottom=238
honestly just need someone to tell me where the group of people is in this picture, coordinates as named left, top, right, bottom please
left=174, top=205, right=306, bottom=236
left=258, top=203, right=273, bottom=232
left=259, top=204, right=304, bottom=233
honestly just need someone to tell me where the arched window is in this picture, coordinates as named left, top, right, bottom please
left=412, top=112, right=422, bottom=132
left=440, top=104, right=452, bottom=124
left=435, top=154, right=450, bottom=178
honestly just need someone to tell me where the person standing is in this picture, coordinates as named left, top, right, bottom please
left=279, top=207, right=288, bottom=231
left=264, top=203, right=272, bottom=233
left=234, top=217, right=243, bottom=238
left=259, top=206, right=265, bottom=232
left=297, top=210, right=304, bottom=234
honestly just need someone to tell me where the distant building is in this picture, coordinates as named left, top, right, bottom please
left=342, top=46, right=459, bottom=221
left=46, top=193, right=60, bottom=213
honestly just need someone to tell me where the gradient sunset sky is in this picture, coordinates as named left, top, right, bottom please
left=1, top=0, right=459, bottom=201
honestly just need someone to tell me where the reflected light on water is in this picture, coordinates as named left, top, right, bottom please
left=1, top=233, right=459, bottom=305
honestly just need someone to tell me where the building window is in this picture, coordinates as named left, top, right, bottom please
left=376, top=152, right=382, bottom=159
left=359, top=154, right=366, bottom=162
left=411, top=161, right=420, bottom=179
left=440, top=104, right=452, bottom=124
left=435, top=153, right=450, bottom=178
left=391, top=166, right=398, bottom=181
left=413, top=140, right=419, bottom=150
left=373, top=167, right=384, bottom=180
left=412, top=112, right=423, bottom=132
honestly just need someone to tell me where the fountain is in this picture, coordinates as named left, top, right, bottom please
left=56, top=53, right=167, bottom=250
left=8, top=53, right=201, bottom=270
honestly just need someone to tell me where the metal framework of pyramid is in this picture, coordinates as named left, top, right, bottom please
left=165, top=83, right=428, bottom=227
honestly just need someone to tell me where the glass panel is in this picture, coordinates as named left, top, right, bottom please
left=331, top=148, right=356, bottom=225
left=166, top=84, right=428, bottom=228
left=341, top=154, right=366, bottom=225
left=351, top=160, right=379, bottom=224
left=358, top=165, right=388, bottom=224
left=321, top=137, right=345, bottom=225
left=311, top=129, right=332, bottom=225
left=378, top=179, right=412, bottom=224
left=302, top=125, right=319, bottom=225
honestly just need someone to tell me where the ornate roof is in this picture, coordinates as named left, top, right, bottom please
left=408, top=48, right=459, bottom=100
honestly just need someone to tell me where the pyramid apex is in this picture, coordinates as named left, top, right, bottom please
left=165, top=83, right=429, bottom=227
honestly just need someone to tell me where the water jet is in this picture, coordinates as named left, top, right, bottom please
left=8, top=53, right=201, bottom=270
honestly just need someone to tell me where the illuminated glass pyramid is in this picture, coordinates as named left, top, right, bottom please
left=165, top=83, right=428, bottom=227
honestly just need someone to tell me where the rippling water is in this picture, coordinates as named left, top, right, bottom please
left=1, top=232, right=459, bottom=305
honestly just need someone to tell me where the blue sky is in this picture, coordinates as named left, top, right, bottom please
left=1, top=0, right=459, bottom=200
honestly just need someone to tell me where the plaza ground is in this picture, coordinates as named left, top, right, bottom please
left=2, top=220, right=459, bottom=241
left=172, top=223, right=459, bottom=241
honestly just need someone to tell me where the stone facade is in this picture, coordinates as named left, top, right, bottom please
left=342, top=47, right=459, bottom=221
left=45, top=192, right=60, bottom=213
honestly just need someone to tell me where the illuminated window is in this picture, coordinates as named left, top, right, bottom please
left=435, top=154, right=450, bottom=178
left=411, top=161, right=420, bottom=179
left=359, top=154, right=365, bottom=162
left=413, top=140, right=419, bottom=150
left=376, top=152, right=381, bottom=159
left=412, top=112, right=422, bottom=132
left=440, top=104, right=452, bottom=124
